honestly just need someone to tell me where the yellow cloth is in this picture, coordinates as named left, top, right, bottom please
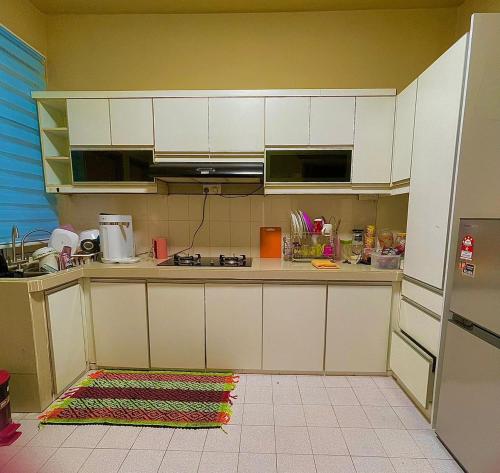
left=311, top=259, right=340, bottom=269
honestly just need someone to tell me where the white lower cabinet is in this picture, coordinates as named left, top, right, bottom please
left=90, top=281, right=149, bottom=368
left=263, top=284, right=326, bottom=371
left=325, top=285, right=392, bottom=373
left=205, top=284, right=262, bottom=370
left=148, top=283, right=205, bottom=369
left=46, top=284, right=87, bottom=394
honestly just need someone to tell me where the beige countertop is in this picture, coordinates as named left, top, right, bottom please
left=2, top=258, right=402, bottom=292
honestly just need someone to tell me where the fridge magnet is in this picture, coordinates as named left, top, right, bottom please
left=462, top=262, right=476, bottom=278
left=460, top=235, right=474, bottom=261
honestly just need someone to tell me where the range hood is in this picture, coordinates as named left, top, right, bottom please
left=149, top=162, right=264, bottom=183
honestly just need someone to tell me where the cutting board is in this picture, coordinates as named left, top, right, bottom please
left=260, top=227, right=282, bottom=258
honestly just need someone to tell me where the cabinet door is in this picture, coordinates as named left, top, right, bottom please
left=67, top=99, right=111, bottom=146
left=110, top=98, right=154, bottom=146
left=404, top=36, right=467, bottom=289
left=392, top=80, right=417, bottom=183
left=46, top=284, right=87, bottom=393
left=209, top=98, right=264, bottom=152
left=154, top=98, right=209, bottom=152
left=265, top=97, right=310, bottom=145
left=263, top=284, right=326, bottom=371
left=90, top=282, right=149, bottom=368
left=205, top=284, right=262, bottom=370
left=310, top=97, right=355, bottom=145
left=325, top=285, right=392, bottom=373
left=148, top=283, right=205, bottom=369
left=352, top=96, right=395, bottom=183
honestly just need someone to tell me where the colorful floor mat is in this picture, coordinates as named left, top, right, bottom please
left=39, top=370, right=238, bottom=428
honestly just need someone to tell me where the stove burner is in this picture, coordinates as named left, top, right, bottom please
left=173, top=253, right=201, bottom=266
left=219, top=254, right=247, bottom=266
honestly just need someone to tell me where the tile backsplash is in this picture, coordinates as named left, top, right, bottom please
left=57, top=194, right=382, bottom=257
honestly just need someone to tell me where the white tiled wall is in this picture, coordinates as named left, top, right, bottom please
left=57, top=194, right=379, bottom=256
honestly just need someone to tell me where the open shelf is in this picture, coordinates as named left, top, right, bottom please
left=37, top=100, right=68, bottom=129
left=43, top=159, right=72, bottom=187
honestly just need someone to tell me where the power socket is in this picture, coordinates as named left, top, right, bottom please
left=202, top=184, right=221, bottom=195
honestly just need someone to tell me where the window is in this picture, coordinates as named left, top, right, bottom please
left=0, top=26, right=58, bottom=244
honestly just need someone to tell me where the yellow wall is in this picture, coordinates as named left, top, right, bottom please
left=456, top=0, right=500, bottom=36
left=0, top=0, right=47, bottom=55
left=46, top=8, right=458, bottom=91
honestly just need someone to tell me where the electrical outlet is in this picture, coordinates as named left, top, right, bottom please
left=202, top=184, right=221, bottom=195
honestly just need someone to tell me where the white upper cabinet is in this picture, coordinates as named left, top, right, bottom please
left=404, top=36, right=467, bottom=289
left=352, top=96, right=395, bottom=184
left=391, top=80, right=417, bottom=183
left=209, top=97, right=264, bottom=152
left=154, top=98, right=209, bottom=152
left=310, top=97, right=355, bottom=145
left=67, top=99, right=111, bottom=146
left=265, top=97, right=310, bottom=146
left=109, top=98, right=154, bottom=146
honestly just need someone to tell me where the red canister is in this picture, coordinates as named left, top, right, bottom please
left=0, top=371, right=21, bottom=446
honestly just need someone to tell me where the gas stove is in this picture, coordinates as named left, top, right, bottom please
left=158, top=254, right=252, bottom=267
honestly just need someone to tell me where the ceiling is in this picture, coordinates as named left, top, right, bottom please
left=30, top=0, right=465, bottom=15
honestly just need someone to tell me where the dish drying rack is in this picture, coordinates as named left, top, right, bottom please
left=290, top=232, right=334, bottom=262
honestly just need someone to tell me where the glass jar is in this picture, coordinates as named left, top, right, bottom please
left=340, top=239, right=352, bottom=262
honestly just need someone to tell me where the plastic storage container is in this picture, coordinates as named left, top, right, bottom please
left=0, top=370, right=21, bottom=446
left=371, top=252, right=401, bottom=269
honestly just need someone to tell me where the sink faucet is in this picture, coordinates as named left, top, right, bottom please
left=21, top=229, right=52, bottom=261
left=11, top=225, right=19, bottom=263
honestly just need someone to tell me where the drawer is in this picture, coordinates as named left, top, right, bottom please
left=402, top=280, right=443, bottom=316
left=389, top=331, right=434, bottom=408
left=399, top=300, right=441, bottom=356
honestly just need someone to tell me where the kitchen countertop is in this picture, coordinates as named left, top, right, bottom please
left=2, top=258, right=402, bottom=292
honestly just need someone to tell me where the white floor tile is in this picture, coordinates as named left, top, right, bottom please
left=230, top=403, right=244, bottom=425
left=243, top=404, right=274, bottom=425
left=372, top=377, right=399, bottom=389
left=363, top=406, right=405, bottom=429
left=347, top=376, right=376, bottom=388
left=246, top=374, right=273, bottom=387
left=274, top=405, right=306, bottom=426
left=97, top=426, right=142, bottom=449
left=204, top=425, right=241, bottom=452
left=352, top=456, right=396, bottom=473
left=13, top=419, right=41, bottom=447
left=323, top=376, right=350, bottom=388
left=1, top=446, right=56, bottom=473
left=39, top=447, right=92, bottom=473
left=353, top=388, right=388, bottom=407
left=245, top=386, right=273, bottom=404
left=300, top=387, right=330, bottom=405
left=380, top=389, right=413, bottom=407
left=238, top=453, right=277, bottom=473
left=62, top=425, right=110, bottom=448
left=132, top=427, right=174, bottom=450
left=0, top=445, right=21, bottom=468
left=277, top=454, right=316, bottom=473
left=158, top=451, right=201, bottom=473
left=272, top=375, right=298, bottom=387
left=390, top=457, right=434, bottom=473
left=167, top=428, right=208, bottom=451
left=24, top=413, right=42, bottom=420
left=233, top=384, right=246, bottom=404
left=273, top=386, right=302, bottom=405
left=79, top=448, right=129, bottom=473
left=275, top=426, right=312, bottom=454
left=240, top=425, right=275, bottom=453
left=334, top=406, right=371, bottom=428
left=326, top=388, right=359, bottom=406
left=314, top=455, right=356, bottom=473
left=28, top=425, right=76, bottom=448
left=341, top=428, right=386, bottom=457
left=303, top=405, right=338, bottom=427
left=427, top=459, right=464, bottom=472
left=392, top=407, right=431, bottom=430
left=11, top=412, right=27, bottom=420
left=375, top=429, right=424, bottom=458
left=308, top=427, right=348, bottom=455
left=118, top=449, right=165, bottom=473
left=408, top=430, right=452, bottom=460
left=198, top=451, right=238, bottom=473
left=297, top=375, right=325, bottom=388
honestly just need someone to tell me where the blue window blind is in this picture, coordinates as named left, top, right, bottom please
left=0, top=26, right=58, bottom=244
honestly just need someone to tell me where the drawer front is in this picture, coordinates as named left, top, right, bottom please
left=402, top=280, right=443, bottom=316
left=389, top=331, right=434, bottom=408
left=399, top=300, right=441, bottom=356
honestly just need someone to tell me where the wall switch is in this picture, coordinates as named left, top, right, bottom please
left=203, top=184, right=221, bottom=195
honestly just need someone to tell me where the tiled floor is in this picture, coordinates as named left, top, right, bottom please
left=3, top=375, right=464, bottom=473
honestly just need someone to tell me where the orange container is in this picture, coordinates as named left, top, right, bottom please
left=260, top=227, right=282, bottom=258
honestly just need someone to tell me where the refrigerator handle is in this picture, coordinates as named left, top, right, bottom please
left=451, top=313, right=474, bottom=330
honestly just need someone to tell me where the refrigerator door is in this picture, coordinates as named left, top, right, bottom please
left=450, top=219, right=500, bottom=335
left=436, top=319, right=500, bottom=473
